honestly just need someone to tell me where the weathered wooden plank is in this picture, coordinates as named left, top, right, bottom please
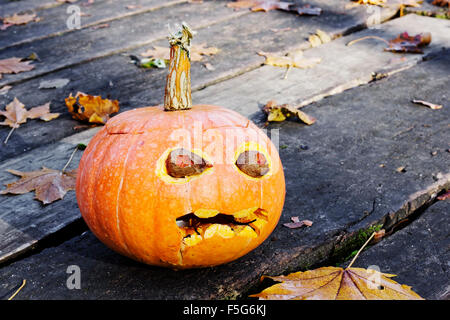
left=0, top=0, right=396, bottom=162
left=0, top=0, right=247, bottom=87
left=0, top=48, right=448, bottom=299
left=0, top=13, right=446, bottom=265
left=1, top=0, right=187, bottom=50
left=193, top=14, right=450, bottom=119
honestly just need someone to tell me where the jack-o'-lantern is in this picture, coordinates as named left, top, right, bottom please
left=76, top=24, right=285, bottom=268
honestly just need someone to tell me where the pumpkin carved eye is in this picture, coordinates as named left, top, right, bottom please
left=235, top=150, right=269, bottom=178
left=166, top=148, right=212, bottom=178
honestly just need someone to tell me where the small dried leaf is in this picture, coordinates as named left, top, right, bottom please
left=0, top=97, right=27, bottom=128
left=1, top=167, right=77, bottom=204
left=0, top=58, right=34, bottom=79
left=263, top=100, right=316, bottom=125
left=437, top=190, right=450, bottom=201
left=412, top=99, right=442, bottom=110
left=251, top=266, right=424, bottom=300
left=65, top=92, right=119, bottom=124
left=2, top=13, right=38, bottom=27
left=385, top=32, right=431, bottom=54
left=283, top=217, right=313, bottom=229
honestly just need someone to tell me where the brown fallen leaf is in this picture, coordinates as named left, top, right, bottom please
left=251, top=231, right=423, bottom=300
left=0, top=167, right=77, bottom=204
left=0, top=97, right=27, bottom=128
left=347, top=32, right=431, bottom=54
left=250, top=266, right=424, bottom=299
left=437, top=190, right=450, bottom=201
left=385, top=32, right=431, bottom=53
left=263, top=100, right=316, bottom=125
left=65, top=92, right=119, bottom=124
left=283, top=216, right=313, bottom=228
left=0, top=98, right=60, bottom=143
left=0, top=57, right=34, bottom=79
left=411, top=99, right=442, bottom=110
left=1, top=13, right=40, bottom=30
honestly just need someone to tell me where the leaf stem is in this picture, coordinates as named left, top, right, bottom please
left=3, top=126, right=15, bottom=144
left=346, top=35, right=389, bottom=47
left=62, top=146, right=78, bottom=173
left=7, top=279, right=26, bottom=300
left=346, top=231, right=376, bottom=269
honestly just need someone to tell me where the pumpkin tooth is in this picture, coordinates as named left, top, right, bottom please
left=204, top=224, right=235, bottom=239
left=254, top=208, right=268, bottom=221
left=193, top=209, right=220, bottom=219
left=182, top=234, right=203, bottom=247
left=233, top=225, right=258, bottom=238
left=232, top=207, right=259, bottom=223
left=249, top=219, right=267, bottom=235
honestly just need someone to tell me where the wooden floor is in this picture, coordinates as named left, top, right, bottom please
left=0, top=0, right=449, bottom=299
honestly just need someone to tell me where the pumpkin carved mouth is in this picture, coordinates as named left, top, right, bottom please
left=176, top=208, right=268, bottom=246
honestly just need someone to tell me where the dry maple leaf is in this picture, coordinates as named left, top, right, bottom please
left=0, top=98, right=59, bottom=128
left=0, top=97, right=28, bottom=128
left=283, top=216, right=313, bottom=228
left=0, top=167, right=77, bottom=204
left=250, top=266, right=424, bottom=299
left=385, top=32, right=431, bottom=53
left=1, top=13, right=39, bottom=30
left=263, top=100, right=316, bottom=125
left=65, top=92, right=119, bottom=124
left=0, top=98, right=59, bottom=143
left=0, top=58, right=34, bottom=79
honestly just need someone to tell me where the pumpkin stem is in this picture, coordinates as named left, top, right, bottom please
left=164, top=23, right=194, bottom=111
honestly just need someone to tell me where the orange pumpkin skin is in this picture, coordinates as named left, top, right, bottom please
left=76, top=104, right=285, bottom=268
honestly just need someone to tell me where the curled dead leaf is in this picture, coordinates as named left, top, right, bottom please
left=263, top=100, right=316, bottom=125
left=65, top=92, right=119, bottom=124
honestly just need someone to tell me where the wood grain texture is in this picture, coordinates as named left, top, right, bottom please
left=1, top=0, right=187, bottom=50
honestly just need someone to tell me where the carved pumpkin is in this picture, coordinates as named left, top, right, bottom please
left=76, top=24, right=285, bottom=268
